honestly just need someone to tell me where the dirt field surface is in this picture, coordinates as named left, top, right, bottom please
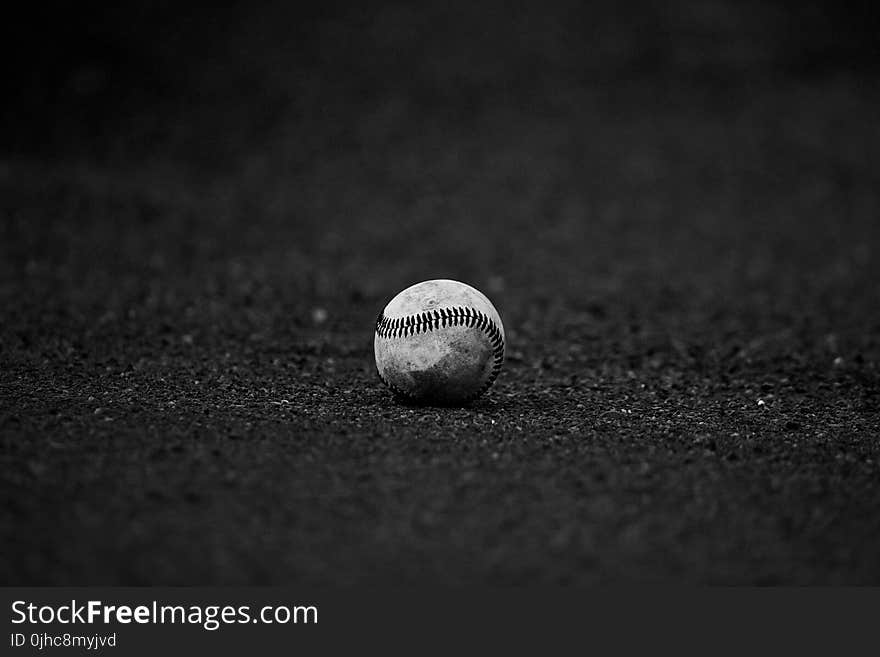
left=2, top=1, right=879, bottom=584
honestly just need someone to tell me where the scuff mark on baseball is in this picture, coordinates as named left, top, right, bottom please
left=374, top=279, right=506, bottom=405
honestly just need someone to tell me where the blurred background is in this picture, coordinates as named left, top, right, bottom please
left=1, top=1, right=879, bottom=584
left=4, top=0, right=879, bottom=311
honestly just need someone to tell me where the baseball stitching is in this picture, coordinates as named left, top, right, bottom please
left=375, top=306, right=505, bottom=401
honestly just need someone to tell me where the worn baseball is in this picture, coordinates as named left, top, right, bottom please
left=374, top=279, right=505, bottom=405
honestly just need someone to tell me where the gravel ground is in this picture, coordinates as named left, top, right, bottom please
left=2, top=1, right=879, bottom=584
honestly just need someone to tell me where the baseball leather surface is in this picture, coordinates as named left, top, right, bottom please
left=374, top=279, right=505, bottom=404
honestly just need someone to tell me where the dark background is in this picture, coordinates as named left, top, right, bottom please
left=2, top=1, right=879, bottom=584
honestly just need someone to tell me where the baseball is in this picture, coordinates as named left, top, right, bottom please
left=374, top=279, right=505, bottom=405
